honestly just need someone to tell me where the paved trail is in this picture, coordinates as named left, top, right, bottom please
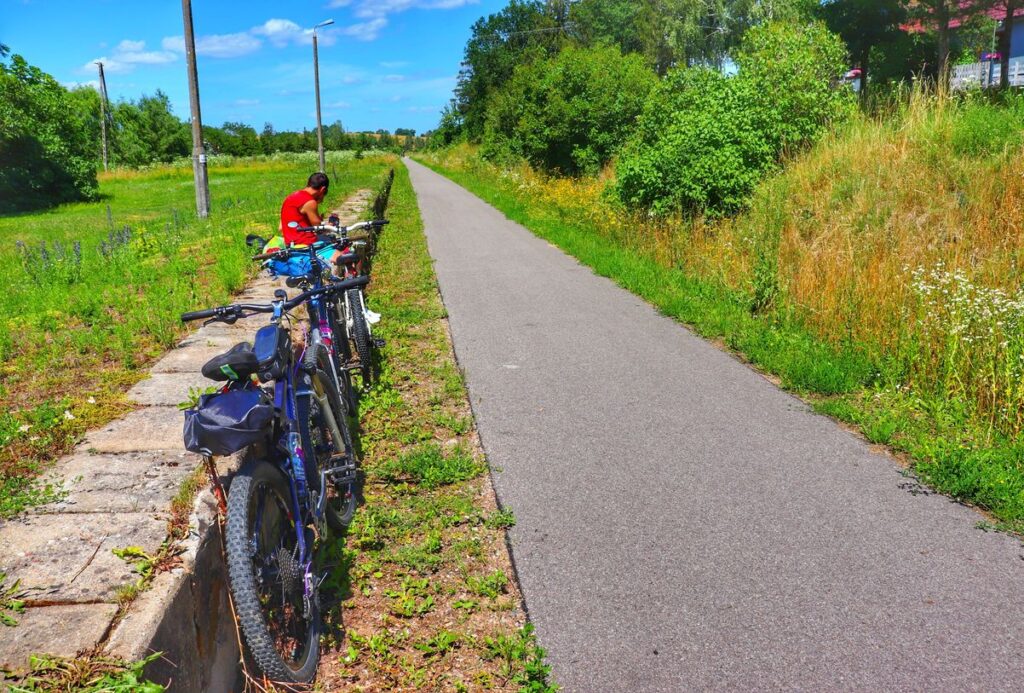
left=405, top=159, right=1024, bottom=691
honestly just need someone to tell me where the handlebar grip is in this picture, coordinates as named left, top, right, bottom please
left=181, top=308, right=219, bottom=322
left=252, top=251, right=280, bottom=261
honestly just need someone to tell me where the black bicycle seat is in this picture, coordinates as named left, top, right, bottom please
left=335, top=253, right=359, bottom=265
left=201, top=342, right=258, bottom=381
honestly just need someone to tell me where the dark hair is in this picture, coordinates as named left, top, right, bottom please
left=307, top=172, right=329, bottom=190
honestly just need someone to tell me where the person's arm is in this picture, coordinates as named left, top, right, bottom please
left=300, top=198, right=323, bottom=225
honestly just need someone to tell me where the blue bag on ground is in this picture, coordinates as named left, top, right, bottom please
left=183, top=389, right=273, bottom=456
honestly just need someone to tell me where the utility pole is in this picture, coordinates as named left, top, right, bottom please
left=312, top=19, right=334, bottom=173
left=95, top=62, right=109, bottom=171
left=181, top=0, right=210, bottom=218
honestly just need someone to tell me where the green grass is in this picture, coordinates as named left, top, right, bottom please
left=0, top=152, right=392, bottom=517
left=3, top=653, right=165, bottom=692
left=418, top=155, right=1024, bottom=534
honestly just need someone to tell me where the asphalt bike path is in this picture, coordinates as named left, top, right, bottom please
left=404, top=159, right=1024, bottom=691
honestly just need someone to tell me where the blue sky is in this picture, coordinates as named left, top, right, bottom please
left=1, top=0, right=507, bottom=134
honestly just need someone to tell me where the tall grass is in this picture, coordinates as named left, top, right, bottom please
left=0, top=153, right=396, bottom=517
left=419, top=89, right=1024, bottom=528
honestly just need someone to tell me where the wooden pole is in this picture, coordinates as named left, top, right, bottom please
left=96, top=62, right=109, bottom=172
left=182, top=0, right=210, bottom=218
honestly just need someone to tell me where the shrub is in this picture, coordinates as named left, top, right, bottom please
left=950, top=92, right=1024, bottom=158
left=0, top=53, right=99, bottom=212
left=482, top=44, right=656, bottom=175
left=615, top=21, right=854, bottom=216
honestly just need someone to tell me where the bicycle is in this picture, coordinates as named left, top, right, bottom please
left=181, top=275, right=368, bottom=683
left=319, top=219, right=388, bottom=388
left=248, top=228, right=362, bottom=414
left=252, top=218, right=389, bottom=390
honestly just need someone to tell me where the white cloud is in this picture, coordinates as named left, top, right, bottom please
left=83, top=39, right=176, bottom=74
left=162, top=32, right=262, bottom=59
left=252, top=18, right=304, bottom=46
left=116, top=39, right=145, bottom=52
left=383, top=74, right=406, bottom=82
left=335, top=0, right=478, bottom=42
left=339, top=17, right=387, bottom=41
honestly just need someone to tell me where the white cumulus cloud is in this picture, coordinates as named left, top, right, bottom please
left=83, top=39, right=177, bottom=74
left=162, top=32, right=262, bottom=59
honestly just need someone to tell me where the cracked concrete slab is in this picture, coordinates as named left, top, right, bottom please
left=151, top=344, right=239, bottom=373
left=37, top=451, right=198, bottom=515
left=83, top=407, right=185, bottom=453
left=127, top=372, right=215, bottom=407
left=0, top=513, right=167, bottom=603
left=0, top=603, right=119, bottom=672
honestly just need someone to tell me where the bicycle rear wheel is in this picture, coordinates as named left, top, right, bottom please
left=347, top=288, right=373, bottom=387
left=225, top=459, right=320, bottom=683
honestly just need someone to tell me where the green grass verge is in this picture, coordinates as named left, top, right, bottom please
left=317, top=162, right=556, bottom=690
left=416, top=156, right=1024, bottom=534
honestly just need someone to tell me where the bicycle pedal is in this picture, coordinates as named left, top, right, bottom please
left=373, top=338, right=386, bottom=348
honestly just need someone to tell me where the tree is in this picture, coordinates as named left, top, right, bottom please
left=570, top=0, right=648, bottom=58
left=455, top=0, right=563, bottom=140
left=0, top=52, right=98, bottom=211
left=616, top=20, right=854, bottom=215
left=998, top=0, right=1019, bottom=88
left=907, top=0, right=959, bottom=81
left=820, top=0, right=907, bottom=99
left=483, top=44, right=657, bottom=174
left=430, top=100, right=465, bottom=148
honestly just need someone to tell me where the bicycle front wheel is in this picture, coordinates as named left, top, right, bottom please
left=225, top=459, right=320, bottom=683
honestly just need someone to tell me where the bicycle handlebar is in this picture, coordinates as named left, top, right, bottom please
left=181, top=275, right=370, bottom=323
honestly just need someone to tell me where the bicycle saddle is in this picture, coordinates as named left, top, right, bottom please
left=201, top=341, right=258, bottom=381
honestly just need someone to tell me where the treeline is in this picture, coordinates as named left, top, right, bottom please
left=435, top=0, right=1016, bottom=216
left=0, top=46, right=423, bottom=213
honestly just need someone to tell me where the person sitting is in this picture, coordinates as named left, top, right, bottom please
left=278, top=171, right=344, bottom=269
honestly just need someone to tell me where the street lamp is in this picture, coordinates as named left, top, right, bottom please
left=312, top=18, right=334, bottom=172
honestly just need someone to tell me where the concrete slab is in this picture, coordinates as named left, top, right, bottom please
left=83, top=407, right=184, bottom=453
left=38, top=451, right=198, bottom=515
left=0, top=513, right=167, bottom=603
left=151, top=344, right=242, bottom=374
left=0, top=603, right=119, bottom=672
left=127, top=372, right=214, bottom=407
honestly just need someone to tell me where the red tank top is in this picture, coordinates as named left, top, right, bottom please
left=280, top=189, right=317, bottom=245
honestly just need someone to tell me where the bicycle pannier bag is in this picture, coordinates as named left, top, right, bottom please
left=183, top=389, right=273, bottom=456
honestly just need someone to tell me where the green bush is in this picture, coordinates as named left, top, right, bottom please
left=0, top=53, right=99, bottom=212
left=482, top=44, right=656, bottom=175
left=950, top=93, right=1024, bottom=158
left=615, top=21, right=854, bottom=216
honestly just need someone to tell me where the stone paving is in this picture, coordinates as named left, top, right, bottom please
left=0, top=190, right=374, bottom=675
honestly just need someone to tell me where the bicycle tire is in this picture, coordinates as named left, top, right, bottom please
left=347, top=288, right=372, bottom=386
left=325, top=301, right=360, bottom=416
left=296, top=353, right=358, bottom=531
left=225, top=458, right=320, bottom=683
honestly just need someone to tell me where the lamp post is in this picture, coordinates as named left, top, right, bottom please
left=312, top=19, right=334, bottom=173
